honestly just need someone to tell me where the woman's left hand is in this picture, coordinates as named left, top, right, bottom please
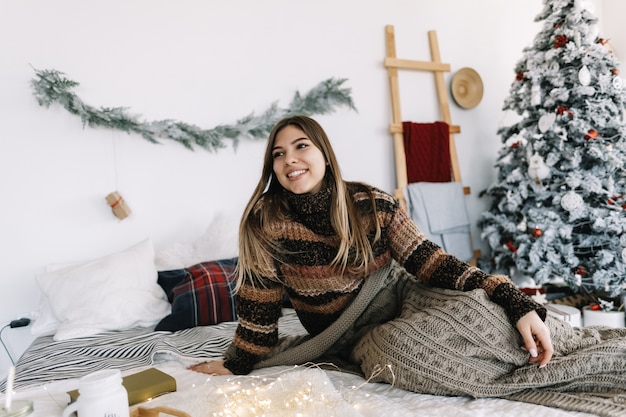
left=516, top=310, right=553, bottom=368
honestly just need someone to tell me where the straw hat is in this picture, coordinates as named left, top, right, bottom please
left=451, top=67, right=483, bottom=109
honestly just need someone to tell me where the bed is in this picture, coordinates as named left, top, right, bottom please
left=0, top=226, right=602, bottom=417
left=2, top=312, right=598, bottom=417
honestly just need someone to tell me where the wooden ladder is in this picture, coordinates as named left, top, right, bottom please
left=384, top=24, right=467, bottom=209
left=385, top=25, right=479, bottom=263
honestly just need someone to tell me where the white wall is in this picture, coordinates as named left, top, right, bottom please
left=0, top=0, right=620, bottom=376
left=601, top=0, right=626, bottom=58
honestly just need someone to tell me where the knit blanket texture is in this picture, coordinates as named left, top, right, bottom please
left=257, top=262, right=626, bottom=417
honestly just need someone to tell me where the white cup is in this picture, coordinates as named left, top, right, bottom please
left=62, top=369, right=129, bottom=417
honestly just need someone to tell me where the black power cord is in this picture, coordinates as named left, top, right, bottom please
left=0, top=318, right=31, bottom=365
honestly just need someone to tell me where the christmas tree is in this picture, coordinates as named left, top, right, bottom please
left=478, top=0, right=626, bottom=299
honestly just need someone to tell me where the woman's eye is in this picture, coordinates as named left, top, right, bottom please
left=296, top=143, right=308, bottom=149
left=272, top=151, right=284, bottom=159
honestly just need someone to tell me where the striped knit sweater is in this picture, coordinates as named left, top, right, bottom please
left=223, top=182, right=546, bottom=375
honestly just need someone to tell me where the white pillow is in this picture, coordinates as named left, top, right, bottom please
left=34, top=239, right=171, bottom=341
left=154, top=210, right=239, bottom=270
left=31, top=261, right=78, bottom=337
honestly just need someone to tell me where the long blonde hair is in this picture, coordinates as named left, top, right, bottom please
left=236, top=115, right=380, bottom=290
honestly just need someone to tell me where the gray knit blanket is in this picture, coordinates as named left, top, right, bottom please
left=255, top=262, right=626, bottom=417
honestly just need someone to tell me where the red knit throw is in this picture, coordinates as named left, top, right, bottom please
left=402, top=121, right=451, bottom=183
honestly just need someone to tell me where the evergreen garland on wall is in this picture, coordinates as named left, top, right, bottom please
left=30, top=68, right=357, bottom=152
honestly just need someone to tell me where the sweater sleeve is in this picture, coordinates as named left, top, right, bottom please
left=388, top=204, right=546, bottom=324
left=223, top=278, right=284, bottom=375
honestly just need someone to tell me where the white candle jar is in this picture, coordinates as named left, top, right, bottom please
left=62, top=369, right=129, bottom=417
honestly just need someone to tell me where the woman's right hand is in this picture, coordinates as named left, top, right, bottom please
left=516, top=310, right=553, bottom=368
left=187, top=360, right=233, bottom=375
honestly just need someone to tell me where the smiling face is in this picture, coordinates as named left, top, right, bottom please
left=272, top=125, right=327, bottom=195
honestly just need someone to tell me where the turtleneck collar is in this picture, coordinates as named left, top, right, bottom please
left=283, top=176, right=333, bottom=216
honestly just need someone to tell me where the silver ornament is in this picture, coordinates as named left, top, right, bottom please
left=561, top=191, right=584, bottom=211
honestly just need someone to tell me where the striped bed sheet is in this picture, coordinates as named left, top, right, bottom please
left=2, top=308, right=306, bottom=392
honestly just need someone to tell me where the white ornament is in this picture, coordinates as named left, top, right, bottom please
left=548, top=61, right=560, bottom=73
left=517, top=221, right=528, bottom=232
left=538, top=113, right=556, bottom=133
left=527, top=153, right=550, bottom=183
left=561, top=191, right=584, bottom=211
left=578, top=66, right=591, bottom=86
left=613, top=77, right=623, bottom=90
left=531, top=84, right=542, bottom=106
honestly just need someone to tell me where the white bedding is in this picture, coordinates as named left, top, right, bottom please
left=8, top=362, right=598, bottom=417
left=1, top=309, right=599, bottom=417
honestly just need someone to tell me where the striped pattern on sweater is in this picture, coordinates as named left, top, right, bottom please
left=224, top=183, right=544, bottom=375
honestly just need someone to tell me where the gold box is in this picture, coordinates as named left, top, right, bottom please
left=68, top=368, right=177, bottom=406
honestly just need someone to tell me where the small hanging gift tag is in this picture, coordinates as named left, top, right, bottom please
left=105, top=191, right=132, bottom=220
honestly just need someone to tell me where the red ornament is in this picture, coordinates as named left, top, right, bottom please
left=516, top=71, right=525, bottom=81
left=576, top=266, right=587, bottom=276
left=556, top=105, right=574, bottom=118
left=584, top=129, right=598, bottom=140
left=597, top=38, right=608, bottom=45
left=511, top=141, right=522, bottom=149
left=554, top=35, right=568, bottom=48
left=591, top=303, right=602, bottom=311
left=608, top=198, right=615, bottom=205
left=505, top=241, right=518, bottom=254
left=612, top=68, right=620, bottom=75
left=530, top=228, right=543, bottom=237
left=556, top=106, right=574, bottom=119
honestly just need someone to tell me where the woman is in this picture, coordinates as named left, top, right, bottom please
left=190, top=114, right=553, bottom=378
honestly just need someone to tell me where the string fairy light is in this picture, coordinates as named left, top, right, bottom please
left=203, top=362, right=396, bottom=417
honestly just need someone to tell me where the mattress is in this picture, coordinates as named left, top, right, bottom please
left=1, top=309, right=598, bottom=417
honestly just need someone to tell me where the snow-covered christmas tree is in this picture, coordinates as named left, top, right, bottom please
left=478, top=0, right=626, bottom=298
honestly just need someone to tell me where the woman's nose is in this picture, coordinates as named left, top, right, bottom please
left=285, top=153, right=298, bottom=164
